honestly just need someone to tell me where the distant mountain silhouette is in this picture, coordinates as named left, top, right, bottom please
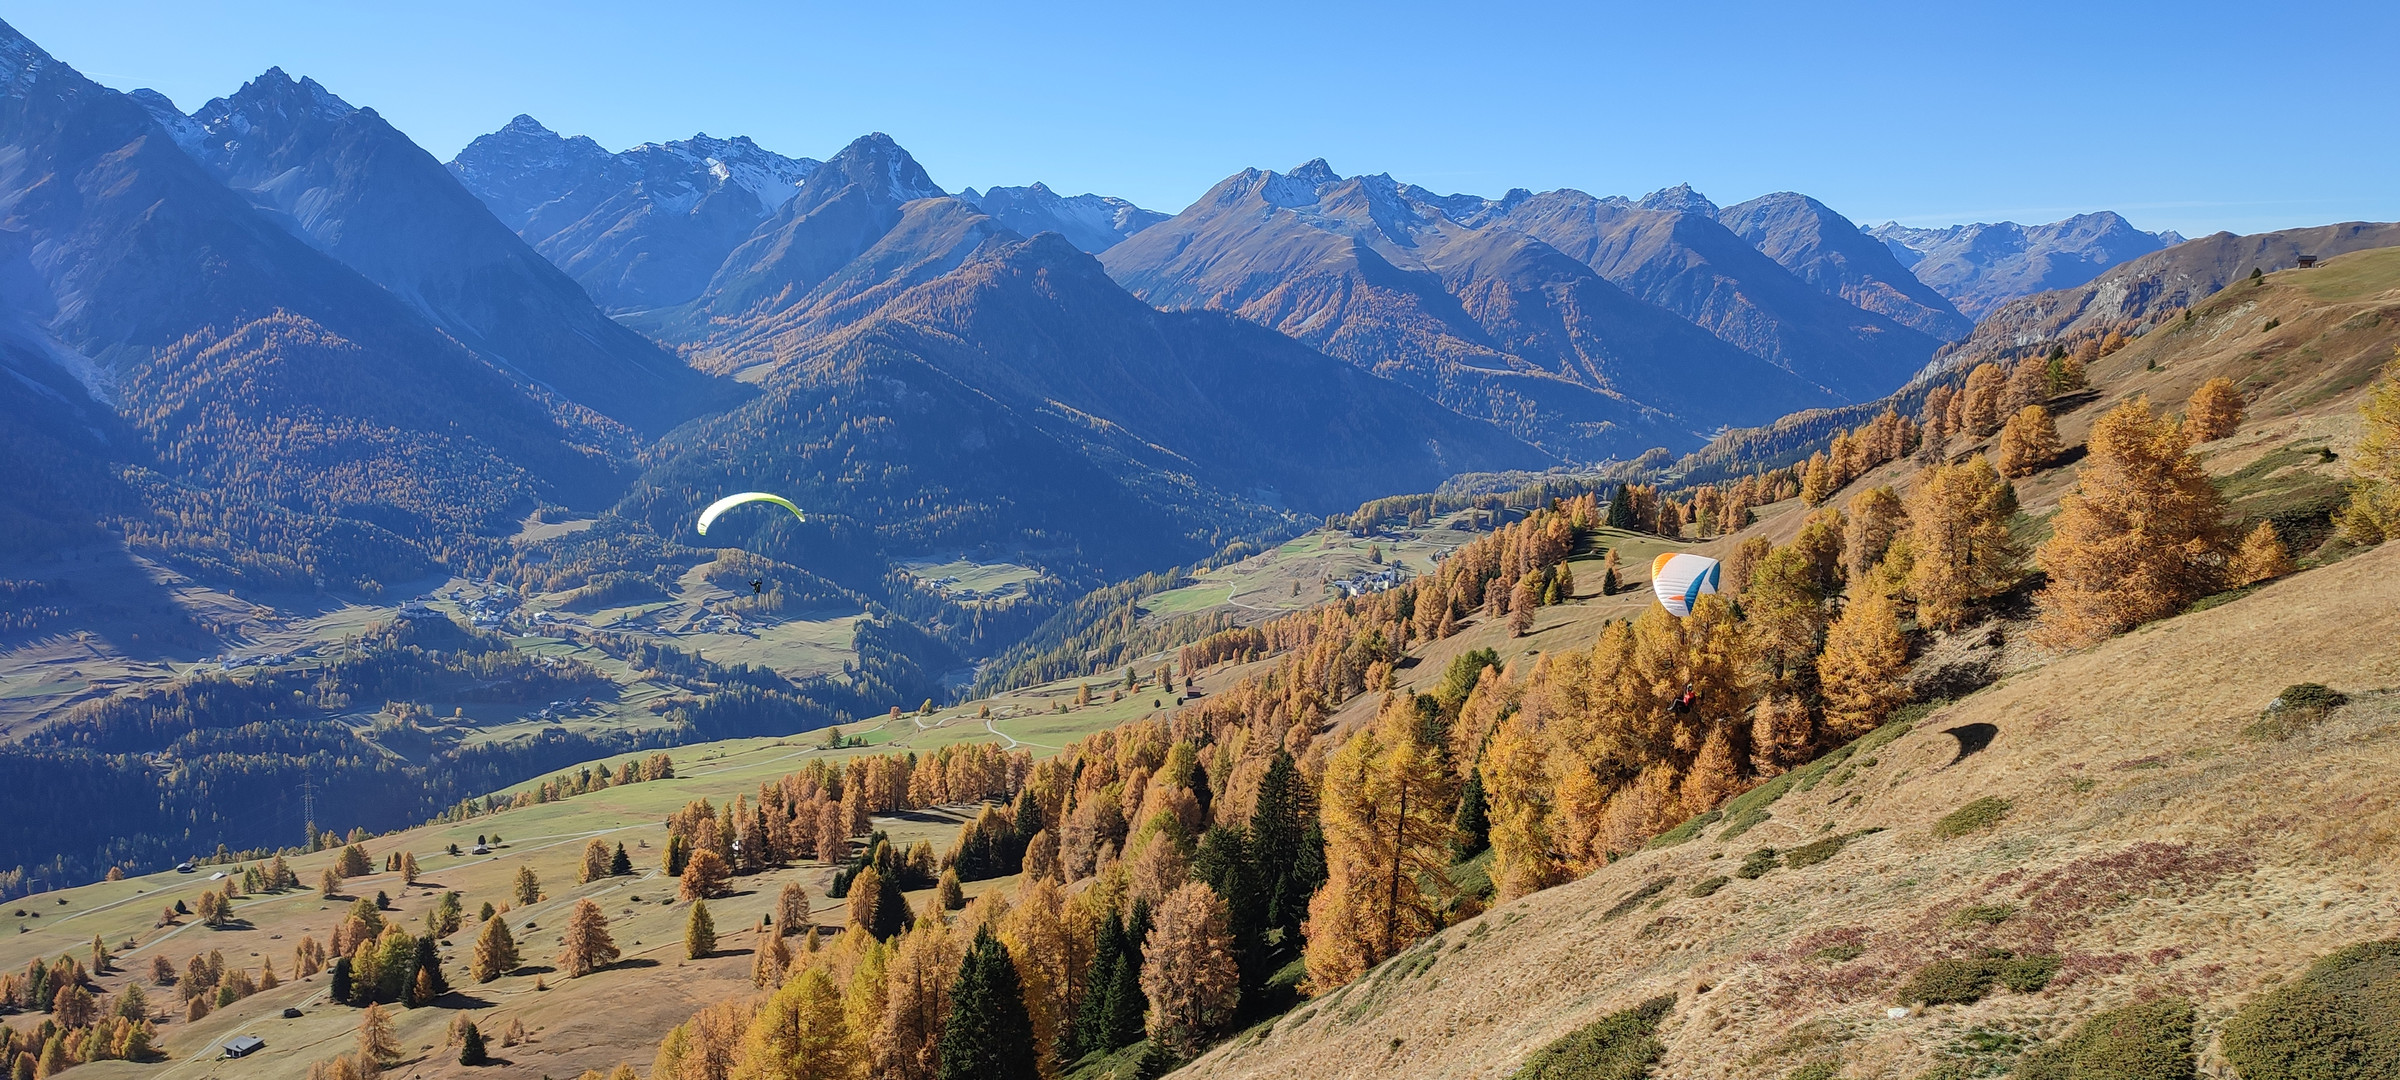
left=1718, top=191, right=1972, bottom=340
left=959, top=183, right=1165, bottom=253
left=1867, top=212, right=2184, bottom=320
left=450, top=116, right=820, bottom=312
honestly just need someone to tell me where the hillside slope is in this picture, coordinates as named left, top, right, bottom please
left=1182, top=539, right=2400, bottom=1080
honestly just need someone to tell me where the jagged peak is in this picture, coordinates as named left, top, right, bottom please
left=202, top=66, right=358, bottom=130
left=1286, top=158, right=1341, bottom=186
left=0, top=17, right=67, bottom=97
left=1636, top=182, right=1718, bottom=217
left=501, top=113, right=556, bottom=136
left=818, top=132, right=943, bottom=202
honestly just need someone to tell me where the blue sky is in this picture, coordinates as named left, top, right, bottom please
left=14, top=1, right=2397, bottom=235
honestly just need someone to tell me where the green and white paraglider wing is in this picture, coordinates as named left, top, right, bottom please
left=695, top=492, right=807, bottom=536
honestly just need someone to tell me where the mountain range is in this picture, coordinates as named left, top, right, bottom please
left=2, top=9, right=2308, bottom=605
left=1868, top=211, right=2185, bottom=320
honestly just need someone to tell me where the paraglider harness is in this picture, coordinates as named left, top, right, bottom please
left=1672, top=683, right=1698, bottom=714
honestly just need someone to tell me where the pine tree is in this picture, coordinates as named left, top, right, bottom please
left=1248, top=751, right=1309, bottom=942
left=407, top=935, right=447, bottom=1004
left=1066, top=913, right=1128, bottom=1062
left=663, top=833, right=690, bottom=878
left=2036, top=396, right=2231, bottom=648
left=610, top=843, right=633, bottom=877
left=2229, top=521, right=2295, bottom=585
left=558, top=899, right=618, bottom=978
left=936, top=927, right=1039, bottom=1080
left=935, top=870, right=964, bottom=912
left=458, top=1022, right=487, bottom=1066
left=1818, top=583, right=1911, bottom=738
left=1452, top=770, right=1490, bottom=860
left=685, top=901, right=717, bottom=959
left=1189, top=826, right=1265, bottom=992
left=2187, top=376, right=2245, bottom=442
left=329, top=956, right=353, bottom=1003
left=1141, top=882, right=1241, bottom=1056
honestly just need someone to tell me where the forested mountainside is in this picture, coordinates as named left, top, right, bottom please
left=0, top=20, right=640, bottom=589
left=1869, top=211, right=2184, bottom=319
left=619, top=233, right=1548, bottom=577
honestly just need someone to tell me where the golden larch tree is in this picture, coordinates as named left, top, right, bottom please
left=1302, top=697, right=1456, bottom=991
left=2186, top=376, right=2245, bottom=442
left=1961, top=362, right=2009, bottom=436
left=1841, top=487, right=1907, bottom=585
left=2336, top=355, right=2400, bottom=542
left=581, top=839, right=612, bottom=884
left=1817, top=584, right=1911, bottom=738
left=1996, top=405, right=2062, bottom=478
left=2229, top=521, right=2295, bottom=585
left=558, top=898, right=619, bottom=978
left=730, top=964, right=849, bottom=1080
left=2034, top=396, right=2231, bottom=649
left=1141, top=882, right=1241, bottom=1057
left=1903, top=456, right=2023, bottom=631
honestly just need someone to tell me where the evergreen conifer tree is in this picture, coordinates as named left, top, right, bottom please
left=936, top=927, right=1040, bottom=1080
left=458, top=1022, right=487, bottom=1066
left=610, top=843, right=633, bottom=876
left=1453, top=770, right=1491, bottom=860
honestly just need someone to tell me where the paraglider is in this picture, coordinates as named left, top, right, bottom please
left=1650, top=552, right=1721, bottom=617
left=695, top=492, right=807, bottom=536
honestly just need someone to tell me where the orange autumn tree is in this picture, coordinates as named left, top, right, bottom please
left=1996, top=405, right=2063, bottom=478
left=1903, top=456, right=2022, bottom=631
left=2035, top=397, right=2232, bottom=649
left=1302, top=694, right=1456, bottom=991
left=1818, top=583, right=1910, bottom=738
left=2186, top=377, right=2245, bottom=442
left=2336, top=355, right=2400, bottom=542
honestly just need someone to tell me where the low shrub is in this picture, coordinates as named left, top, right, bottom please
left=2246, top=683, right=2350, bottom=741
left=2013, top=997, right=2194, bottom=1080
left=1686, top=876, right=1730, bottom=899
left=1510, top=994, right=1676, bottom=1080
left=1787, top=1062, right=1839, bottom=1080
left=2220, top=937, right=2400, bottom=1080
left=1602, top=878, right=1674, bottom=920
left=1932, top=797, right=2012, bottom=839
left=1949, top=903, right=2018, bottom=928
left=1807, top=944, right=1865, bottom=964
left=1785, top=834, right=1854, bottom=869
left=1896, top=951, right=2060, bottom=1005
left=1736, top=849, right=1783, bottom=879
left=1899, top=958, right=1999, bottom=1005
